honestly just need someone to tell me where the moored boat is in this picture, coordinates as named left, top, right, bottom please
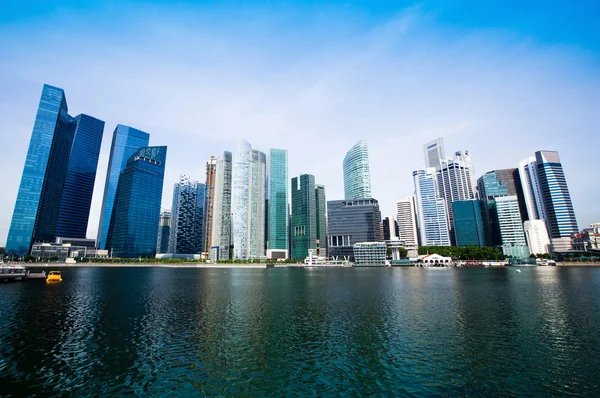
left=0, top=264, right=27, bottom=281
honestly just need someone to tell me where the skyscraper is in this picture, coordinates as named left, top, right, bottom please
left=231, top=140, right=267, bottom=259
left=495, top=195, right=529, bottom=258
left=327, top=198, right=382, bottom=259
left=97, top=125, right=149, bottom=250
left=210, top=151, right=233, bottom=261
left=107, top=146, right=167, bottom=258
left=156, top=210, right=171, bottom=254
left=315, top=184, right=327, bottom=257
left=423, top=137, right=445, bottom=169
left=518, top=156, right=546, bottom=221
left=524, top=220, right=551, bottom=255
left=396, top=197, right=418, bottom=247
left=268, top=149, right=289, bottom=259
left=55, top=114, right=105, bottom=239
left=291, top=174, right=317, bottom=259
left=203, top=156, right=217, bottom=254
left=343, top=140, right=371, bottom=200
left=6, top=84, right=104, bottom=255
left=535, top=150, right=579, bottom=241
left=452, top=200, right=486, bottom=247
left=169, top=175, right=206, bottom=254
left=413, top=169, right=451, bottom=246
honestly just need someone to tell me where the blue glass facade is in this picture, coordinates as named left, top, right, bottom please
left=6, top=85, right=79, bottom=254
left=97, top=125, right=150, bottom=250
left=535, top=151, right=578, bottom=238
left=268, top=149, right=288, bottom=251
left=107, top=146, right=167, bottom=258
left=452, top=200, right=486, bottom=247
left=55, top=114, right=105, bottom=239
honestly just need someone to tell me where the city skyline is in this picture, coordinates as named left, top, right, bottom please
left=1, top=2, right=600, bottom=246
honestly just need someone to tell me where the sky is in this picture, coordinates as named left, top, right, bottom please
left=0, top=1, right=599, bottom=245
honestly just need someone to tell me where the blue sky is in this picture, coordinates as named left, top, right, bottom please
left=0, top=0, right=599, bottom=244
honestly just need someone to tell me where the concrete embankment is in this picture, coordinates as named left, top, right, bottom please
left=25, top=263, right=291, bottom=268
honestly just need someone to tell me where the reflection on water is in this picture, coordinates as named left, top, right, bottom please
left=1, top=267, right=599, bottom=396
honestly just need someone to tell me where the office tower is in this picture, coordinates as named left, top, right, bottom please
left=396, top=197, right=418, bottom=247
left=327, top=198, right=382, bottom=259
left=452, top=200, right=486, bottom=247
left=437, top=155, right=476, bottom=243
left=268, top=149, right=289, bottom=259
left=413, top=169, right=451, bottom=246
left=291, top=174, right=317, bottom=259
left=423, top=137, right=445, bottom=169
left=231, top=140, right=267, bottom=259
left=210, top=151, right=233, bottom=261
left=518, top=156, right=546, bottom=221
left=535, top=151, right=579, bottom=242
left=343, top=140, right=371, bottom=200
left=6, top=84, right=104, bottom=255
left=495, top=196, right=529, bottom=258
left=107, top=146, right=167, bottom=258
left=97, top=125, right=150, bottom=250
left=524, top=220, right=551, bottom=255
left=203, top=156, right=217, bottom=254
left=382, top=217, right=398, bottom=240
left=315, top=184, right=327, bottom=257
left=156, top=210, right=171, bottom=254
left=168, top=175, right=206, bottom=254
left=477, top=169, right=528, bottom=246
left=55, top=115, right=105, bottom=239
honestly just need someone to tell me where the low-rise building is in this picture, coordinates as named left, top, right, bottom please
left=353, top=242, right=386, bottom=266
left=414, top=253, right=452, bottom=267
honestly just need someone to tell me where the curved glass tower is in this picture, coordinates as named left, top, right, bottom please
left=343, top=140, right=371, bottom=200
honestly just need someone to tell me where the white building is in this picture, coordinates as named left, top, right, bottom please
left=396, top=197, right=418, bottom=246
left=231, top=140, right=267, bottom=260
left=524, top=220, right=551, bottom=255
left=423, top=137, right=445, bottom=170
left=353, top=242, right=387, bottom=266
left=413, top=168, right=451, bottom=246
left=496, top=196, right=529, bottom=258
left=518, top=156, right=546, bottom=221
left=211, top=151, right=233, bottom=261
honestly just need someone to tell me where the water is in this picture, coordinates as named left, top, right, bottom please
left=1, top=266, right=599, bottom=396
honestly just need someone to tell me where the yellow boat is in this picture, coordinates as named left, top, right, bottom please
left=46, top=271, right=62, bottom=283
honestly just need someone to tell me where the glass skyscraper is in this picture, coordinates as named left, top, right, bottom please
left=268, top=149, right=288, bottom=256
left=343, top=140, right=371, bottom=200
left=107, top=146, right=167, bottom=258
left=6, top=84, right=104, bottom=255
left=315, top=184, right=327, bottom=257
left=535, top=150, right=578, bottom=239
left=423, top=137, right=445, bottom=169
left=291, top=174, right=317, bottom=259
left=495, top=196, right=529, bottom=258
left=210, top=151, right=233, bottom=261
left=97, top=125, right=150, bottom=250
left=169, top=175, right=206, bottom=254
left=55, top=114, right=105, bottom=239
left=452, top=200, right=486, bottom=247
left=413, top=168, right=450, bottom=246
left=156, top=210, right=171, bottom=254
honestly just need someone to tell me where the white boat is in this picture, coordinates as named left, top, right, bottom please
left=0, top=264, right=27, bottom=281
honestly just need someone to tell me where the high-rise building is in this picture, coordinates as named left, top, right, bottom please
left=343, top=140, right=371, bottom=200
left=55, top=114, right=105, bottom=239
left=423, top=137, right=445, bottom=169
left=231, top=140, right=267, bottom=259
left=396, top=197, right=418, bottom=247
left=452, top=200, right=486, bottom=247
left=210, top=151, right=233, bottom=261
left=168, top=175, right=206, bottom=254
left=413, top=168, right=451, bottom=246
left=327, top=198, right=382, bottom=259
left=268, top=149, right=288, bottom=259
left=437, top=155, right=476, bottom=243
left=107, top=146, right=167, bottom=258
left=203, top=156, right=217, bottom=254
left=315, top=184, right=327, bottom=257
left=156, top=210, right=171, bottom=254
left=535, top=150, right=578, bottom=241
left=6, top=84, right=104, bottom=255
left=382, top=217, right=398, bottom=240
left=97, top=125, right=150, bottom=250
left=518, top=156, right=546, bottom=221
left=477, top=169, right=527, bottom=246
left=495, top=195, right=529, bottom=258
left=291, top=174, right=317, bottom=259
left=524, top=220, right=551, bottom=255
